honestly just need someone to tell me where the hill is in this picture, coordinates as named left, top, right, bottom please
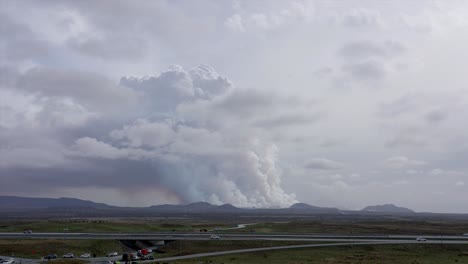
left=361, top=204, right=414, bottom=213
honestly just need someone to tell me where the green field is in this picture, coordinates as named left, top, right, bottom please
left=173, top=244, right=468, bottom=264
left=0, top=240, right=121, bottom=258
left=0, top=220, right=231, bottom=233
left=229, top=220, right=468, bottom=235
left=2, top=218, right=468, bottom=236
left=0, top=240, right=318, bottom=259
left=155, top=240, right=321, bottom=258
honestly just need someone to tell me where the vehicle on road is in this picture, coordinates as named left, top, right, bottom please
left=23, top=230, right=32, bottom=234
left=0, top=258, right=15, bottom=264
left=80, top=253, right=91, bottom=258
left=62, top=253, right=74, bottom=258
left=106, top=252, right=118, bottom=257
left=464, top=233, right=468, bottom=236
left=210, top=235, right=221, bottom=239
left=416, top=237, right=427, bottom=241
left=130, top=255, right=139, bottom=261
left=44, top=254, right=57, bottom=260
left=140, top=255, right=154, bottom=260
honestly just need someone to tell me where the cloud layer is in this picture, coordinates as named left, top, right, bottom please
left=1, top=0, right=468, bottom=212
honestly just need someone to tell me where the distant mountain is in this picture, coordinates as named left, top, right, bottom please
left=361, top=204, right=414, bottom=213
left=184, top=202, right=216, bottom=209
left=0, top=196, right=114, bottom=210
left=216, top=203, right=239, bottom=210
left=289, top=203, right=340, bottom=212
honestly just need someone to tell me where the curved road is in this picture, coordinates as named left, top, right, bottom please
left=2, top=232, right=468, bottom=263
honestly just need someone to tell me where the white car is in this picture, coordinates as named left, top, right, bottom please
left=106, top=252, right=118, bottom=257
left=210, top=235, right=221, bottom=239
left=416, top=237, right=427, bottom=242
left=80, top=253, right=91, bottom=258
left=463, top=233, right=468, bottom=236
left=63, top=253, right=74, bottom=258
left=0, top=258, right=15, bottom=264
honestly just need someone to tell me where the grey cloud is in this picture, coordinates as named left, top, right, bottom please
left=120, top=65, right=232, bottom=113
left=16, top=68, right=137, bottom=111
left=386, top=132, right=427, bottom=148
left=67, top=35, right=148, bottom=61
left=341, top=8, right=383, bottom=28
left=305, top=158, right=343, bottom=170
left=378, top=95, right=418, bottom=118
left=383, top=156, right=427, bottom=169
left=253, top=113, right=322, bottom=128
left=339, top=41, right=405, bottom=61
left=0, top=12, right=49, bottom=61
left=425, top=110, right=447, bottom=123
left=342, top=60, right=386, bottom=80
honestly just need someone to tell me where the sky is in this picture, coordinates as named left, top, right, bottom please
left=1, top=0, right=468, bottom=213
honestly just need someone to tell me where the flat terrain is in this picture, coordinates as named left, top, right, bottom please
left=2, top=218, right=468, bottom=235
left=173, top=244, right=468, bottom=264
left=233, top=220, right=468, bottom=235
left=0, top=240, right=121, bottom=258
left=0, top=220, right=230, bottom=233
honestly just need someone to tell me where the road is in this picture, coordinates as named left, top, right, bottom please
left=1, top=232, right=468, bottom=241
left=2, top=232, right=468, bottom=263
left=3, top=239, right=468, bottom=263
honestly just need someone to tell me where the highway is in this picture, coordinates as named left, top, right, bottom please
left=3, top=240, right=468, bottom=263
left=1, top=232, right=468, bottom=242
left=2, top=232, right=468, bottom=263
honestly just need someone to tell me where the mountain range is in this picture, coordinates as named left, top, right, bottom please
left=0, top=195, right=416, bottom=215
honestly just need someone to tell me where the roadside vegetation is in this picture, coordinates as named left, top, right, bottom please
left=174, top=244, right=468, bottom=264
left=0, top=220, right=231, bottom=233
left=0, top=240, right=121, bottom=259
left=2, top=218, right=468, bottom=235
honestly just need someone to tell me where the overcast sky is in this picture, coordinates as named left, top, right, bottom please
left=1, top=0, right=468, bottom=213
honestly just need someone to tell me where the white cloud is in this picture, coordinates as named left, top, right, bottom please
left=383, top=156, right=427, bottom=169
left=305, top=158, right=343, bottom=170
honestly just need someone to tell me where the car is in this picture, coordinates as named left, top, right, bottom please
left=130, top=255, right=139, bottom=261
left=23, top=230, right=32, bottom=234
left=80, top=253, right=91, bottom=258
left=63, top=253, right=74, bottom=258
left=464, top=233, right=468, bottom=236
left=140, top=255, right=154, bottom=260
left=210, top=235, right=220, bottom=239
left=44, top=254, right=57, bottom=260
left=106, top=252, right=118, bottom=257
left=416, top=237, right=427, bottom=242
left=0, top=258, right=15, bottom=264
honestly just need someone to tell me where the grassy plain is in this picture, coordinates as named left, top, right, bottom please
left=0, top=220, right=230, bottom=233
left=234, top=220, right=468, bottom=235
left=2, top=218, right=468, bottom=235
left=173, top=244, right=468, bottom=264
left=0, top=239, right=121, bottom=258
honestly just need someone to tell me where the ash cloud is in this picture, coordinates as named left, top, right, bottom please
left=0, top=65, right=297, bottom=208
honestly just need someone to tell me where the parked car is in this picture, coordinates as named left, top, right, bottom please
left=140, top=255, right=154, bottom=260
left=0, top=258, right=15, bottom=264
left=210, top=235, right=221, bottom=239
left=44, top=254, right=57, bottom=260
left=463, top=233, right=468, bottom=236
left=106, top=252, right=118, bottom=257
left=80, top=253, right=91, bottom=258
left=23, top=230, right=32, bottom=234
left=63, top=253, right=74, bottom=258
left=416, top=237, right=427, bottom=242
